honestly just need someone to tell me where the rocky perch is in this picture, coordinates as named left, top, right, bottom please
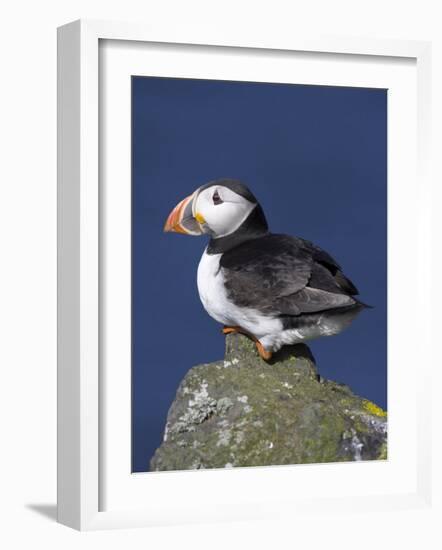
left=150, top=333, right=387, bottom=471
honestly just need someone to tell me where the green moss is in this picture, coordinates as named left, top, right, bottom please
left=150, top=333, right=388, bottom=471
left=377, top=442, right=388, bottom=460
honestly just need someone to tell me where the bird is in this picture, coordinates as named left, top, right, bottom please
left=164, top=178, right=368, bottom=361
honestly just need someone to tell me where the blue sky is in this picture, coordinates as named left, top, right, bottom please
left=132, top=76, right=387, bottom=472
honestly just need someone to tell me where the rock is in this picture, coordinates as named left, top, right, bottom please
left=149, top=333, right=387, bottom=471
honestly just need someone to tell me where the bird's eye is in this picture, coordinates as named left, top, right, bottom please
left=212, top=190, right=223, bottom=205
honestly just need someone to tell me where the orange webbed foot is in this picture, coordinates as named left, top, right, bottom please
left=255, top=340, right=272, bottom=361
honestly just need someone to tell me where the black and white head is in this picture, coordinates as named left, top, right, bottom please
left=164, top=179, right=268, bottom=244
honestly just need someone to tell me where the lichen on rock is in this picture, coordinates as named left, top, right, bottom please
left=149, top=333, right=387, bottom=471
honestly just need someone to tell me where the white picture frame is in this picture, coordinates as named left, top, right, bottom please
left=57, top=19, right=433, bottom=531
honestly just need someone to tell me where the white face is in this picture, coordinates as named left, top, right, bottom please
left=192, top=185, right=256, bottom=238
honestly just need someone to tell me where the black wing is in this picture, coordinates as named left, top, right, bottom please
left=298, top=236, right=359, bottom=295
left=220, top=234, right=358, bottom=316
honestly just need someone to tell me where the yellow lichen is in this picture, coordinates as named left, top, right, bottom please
left=363, top=400, right=387, bottom=418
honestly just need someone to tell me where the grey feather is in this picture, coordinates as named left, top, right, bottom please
left=220, top=234, right=359, bottom=317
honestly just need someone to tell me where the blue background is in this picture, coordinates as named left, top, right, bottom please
left=132, top=76, right=387, bottom=472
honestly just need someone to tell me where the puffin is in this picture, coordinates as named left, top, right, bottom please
left=164, top=178, right=367, bottom=361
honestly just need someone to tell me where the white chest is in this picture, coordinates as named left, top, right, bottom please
left=197, top=250, right=232, bottom=325
left=196, top=249, right=281, bottom=340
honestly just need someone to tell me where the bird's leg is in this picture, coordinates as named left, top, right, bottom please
left=222, top=326, right=242, bottom=335
left=222, top=326, right=272, bottom=361
left=254, top=340, right=272, bottom=361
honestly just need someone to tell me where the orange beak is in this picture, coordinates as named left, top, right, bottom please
left=163, top=193, right=203, bottom=235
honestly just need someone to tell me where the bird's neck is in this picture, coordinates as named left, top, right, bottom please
left=207, top=204, right=269, bottom=255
